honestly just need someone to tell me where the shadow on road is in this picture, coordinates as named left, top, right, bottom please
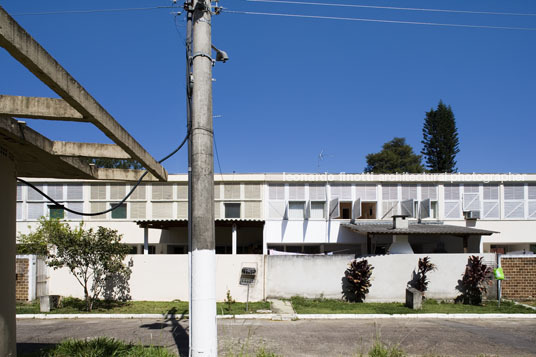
left=17, top=342, right=55, bottom=356
left=140, top=307, right=189, bottom=356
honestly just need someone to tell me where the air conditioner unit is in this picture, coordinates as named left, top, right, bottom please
left=463, top=210, right=481, bottom=220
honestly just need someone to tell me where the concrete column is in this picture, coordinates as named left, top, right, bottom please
left=0, top=149, right=17, bottom=356
left=143, top=227, right=149, bottom=255
left=232, top=223, right=237, bottom=255
left=190, top=0, right=217, bottom=354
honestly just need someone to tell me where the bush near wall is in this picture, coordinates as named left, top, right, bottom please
left=501, top=257, right=536, bottom=300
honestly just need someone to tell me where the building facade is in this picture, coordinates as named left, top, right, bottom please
left=15, top=172, right=536, bottom=256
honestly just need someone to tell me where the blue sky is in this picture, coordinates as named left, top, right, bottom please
left=1, top=0, right=535, bottom=174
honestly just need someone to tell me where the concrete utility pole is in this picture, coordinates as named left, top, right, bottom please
left=188, top=0, right=217, bottom=355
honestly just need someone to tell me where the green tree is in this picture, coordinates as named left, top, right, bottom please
left=18, top=218, right=132, bottom=311
left=364, top=137, right=424, bottom=173
left=421, top=100, right=460, bottom=173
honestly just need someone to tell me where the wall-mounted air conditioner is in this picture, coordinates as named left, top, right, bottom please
left=463, top=210, right=481, bottom=220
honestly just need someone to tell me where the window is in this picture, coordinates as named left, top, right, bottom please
left=288, top=201, right=305, bottom=219
left=224, top=203, right=240, bottom=218
left=269, top=184, right=285, bottom=200
left=444, top=184, right=461, bottom=219
left=177, top=184, right=188, bottom=200
left=152, top=202, right=173, bottom=218
left=111, top=203, right=127, bottom=219
left=310, top=202, right=325, bottom=219
left=528, top=185, right=536, bottom=219
left=66, top=202, right=83, bottom=220
left=177, top=202, right=188, bottom=219
left=463, top=185, right=481, bottom=212
left=244, top=184, right=261, bottom=199
left=331, top=185, right=351, bottom=200
left=224, top=184, right=240, bottom=199
left=482, top=184, right=499, bottom=219
left=504, top=184, right=525, bottom=219
left=152, top=184, right=173, bottom=200
left=338, top=202, right=351, bottom=219
left=401, top=185, right=417, bottom=200
left=27, top=184, right=44, bottom=201
left=17, top=184, right=23, bottom=201
left=130, top=202, right=146, bottom=219
left=27, top=203, right=44, bottom=220
left=110, top=184, right=126, bottom=200
left=90, top=202, right=106, bottom=219
left=355, top=185, right=376, bottom=201
left=90, top=184, right=106, bottom=200
left=289, top=185, right=305, bottom=200
left=309, top=184, right=326, bottom=201
left=244, top=202, right=261, bottom=218
left=66, top=184, right=83, bottom=200
left=48, top=205, right=64, bottom=219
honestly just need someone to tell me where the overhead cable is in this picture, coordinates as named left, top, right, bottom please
left=13, top=6, right=174, bottom=16
left=223, top=9, right=536, bottom=31
left=246, top=0, right=536, bottom=17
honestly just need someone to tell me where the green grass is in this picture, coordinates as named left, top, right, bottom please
left=290, top=296, right=536, bottom=314
left=16, top=298, right=270, bottom=315
left=22, top=337, right=176, bottom=357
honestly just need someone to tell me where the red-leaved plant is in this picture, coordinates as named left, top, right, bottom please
left=455, top=255, right=492, bottom=305
left=415, top=256, right=437, bottom=294
left=343, top=259, right=374, bottom=303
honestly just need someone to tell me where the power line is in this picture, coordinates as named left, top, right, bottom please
left=223, top=9, right=536, bottom=31
left=246, top=0, right=536, bottom=17
left=12, top=6, right=174, bottom=16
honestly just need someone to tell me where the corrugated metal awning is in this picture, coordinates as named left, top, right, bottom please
left=135, top=218, right=264, bottom=229
left=342, top=222, right=497, bottom=237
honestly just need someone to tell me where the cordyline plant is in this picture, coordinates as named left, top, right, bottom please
left=455, top=255, right=492, bottom=305
left=343, top=259, right=374, bottom=303
left=414, top=256, right=437, bottom=293
left=18, top=218, right=132, bottom=311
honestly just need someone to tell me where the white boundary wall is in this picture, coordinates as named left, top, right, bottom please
left=266, top=254, right=496, bottom=302
left=48, top=255, right=264, bottom=302
left=47, top=253, right=496, bottom=302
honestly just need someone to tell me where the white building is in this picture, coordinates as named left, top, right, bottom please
left=16, top=172, right=536, bottom=256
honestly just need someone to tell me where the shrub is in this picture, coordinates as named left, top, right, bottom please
left=224, top=289, right=236, bottom=313
left=414, top=256, right=436, bottom=293
left=455, top=255, right=492, bottom=305
left=343, top=259, right=374, bottom=302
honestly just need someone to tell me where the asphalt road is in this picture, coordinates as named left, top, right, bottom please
left=17, top=317, right=536, bottom=356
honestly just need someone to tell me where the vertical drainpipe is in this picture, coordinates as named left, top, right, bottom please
left=232, top=223, right=237, bottom=255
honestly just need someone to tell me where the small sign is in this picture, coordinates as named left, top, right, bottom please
left=240, top=267, right=256, bottom=285
left=494, top=267, right=505, bottom=280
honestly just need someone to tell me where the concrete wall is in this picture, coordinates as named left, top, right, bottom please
left=48, top=254, right=264, bottom=302
left=266, top=253, right=496, bottom=302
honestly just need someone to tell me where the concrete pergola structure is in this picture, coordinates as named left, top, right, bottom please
left=0, top=6, right=167, bottom=355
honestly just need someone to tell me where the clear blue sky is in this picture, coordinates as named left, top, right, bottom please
left=1, top=0, right=535, bottom=174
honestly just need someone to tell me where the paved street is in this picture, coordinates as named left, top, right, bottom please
left=17, top=317, right=536, bottom=356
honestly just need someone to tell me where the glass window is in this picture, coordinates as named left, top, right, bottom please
left=224, top=203, right=240, bottom=218
left=111, top=203, right=127, bottom=219
left=310, top=202, right=325, bottom=219
left=48, top=205, right=64, bottom=219
left=288, top=201, right=305, bottom=219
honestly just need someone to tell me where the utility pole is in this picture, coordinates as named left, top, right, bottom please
left=187, top=0, right=217, bottom=355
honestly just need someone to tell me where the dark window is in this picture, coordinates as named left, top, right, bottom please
left=48, top=205, right=64, bottom=219
left=224, top=203, right=240, bottom=218
left=128, top=245, right=138, bottom=254
left=111, top=203, right=127, bottom=219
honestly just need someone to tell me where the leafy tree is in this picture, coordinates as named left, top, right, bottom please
left=364, top=137, right=424, bottom=173
left=343, top=259, right=374, bottom=302
left=18, top=218, right=132, bottom=311
left=85, top=158, right=143, bottom=170
left=455, top=255, right=492, bottom=305
left=421, top=101, right=460, bottom=173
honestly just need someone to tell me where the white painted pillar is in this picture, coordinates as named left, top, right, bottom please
left=143, top=227, right=149, bottom=255
left=0, top=150, right=16, bottom=356
left=232, top=223, right=237, bottom=255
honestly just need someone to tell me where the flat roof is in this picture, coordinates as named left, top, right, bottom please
left=342, top=222, right=497, bottom=237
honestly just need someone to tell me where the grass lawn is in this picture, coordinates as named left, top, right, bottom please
left=290, top=296, right=536, bottom=314
left=16, top=298, right=270, bottom=315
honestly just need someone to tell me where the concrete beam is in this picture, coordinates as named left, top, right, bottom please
left=0, top=6, right=167, bottom=181
left=0, top=116, right=158, bottom=181
left=52, top=141, right=131, bottom=159
left=0, top=95, right=85, bottom=121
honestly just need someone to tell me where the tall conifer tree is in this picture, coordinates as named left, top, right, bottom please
left=421, top=101, right=460, bottom=173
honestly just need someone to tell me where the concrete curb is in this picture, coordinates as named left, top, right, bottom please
left=16, top=313, right=536, bottom=320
